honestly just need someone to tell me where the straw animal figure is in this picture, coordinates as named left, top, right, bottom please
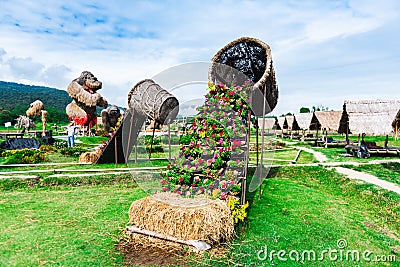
left=66, top=71, right=108, bottom=130
left=26, top=100, right=48, bottom=136
left=14, top=116, right=36, bottom=133
left=101, top=105, right=122, bottom=133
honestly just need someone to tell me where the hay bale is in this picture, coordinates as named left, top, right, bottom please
left=128, top=193, right=234, bottom=247
left=79, top=152, right=99, bottom=163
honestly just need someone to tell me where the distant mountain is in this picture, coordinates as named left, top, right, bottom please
left=0, top=81, right=70, bottom=111
left=0, top=81, right=71, bottom=124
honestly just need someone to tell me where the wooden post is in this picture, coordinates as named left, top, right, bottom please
left=168, top=123, right=171, bottom=161
left=325, top=129, right=328, bottom=148
left=149, top=124, right=157, bottom=159
left=259, top=87, right=267, bottom=200
left=346, top=121, right=349, bottom=145
left=396, top=122, right=399, bottom=141
left=114, top=136, right=118, bottom=165
left=241, top=92, right=252, bottom=206
left=315, top=125, right=319, bottom=147
left=255, top=119, right=259, bottom=166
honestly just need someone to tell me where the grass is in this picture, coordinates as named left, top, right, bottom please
left=1, top=165, right=400, bottom=266
left=0, top=183, right=147, bottom=266
left=197, top=166, right=400, bottom=266
left=316, top=147, right=400, bottom=163
left=347, top=163, right=400, bottom=186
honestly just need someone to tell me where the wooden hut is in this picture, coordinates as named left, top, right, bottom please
left=314, top=111, right=342, bottom=132
left=277, top=117, right=285, bottom=130
left=393, top=110, right=400, bottom=139
left=338, top=100, right=400, bottom=136
left=294, top=113, right=313, bottom=130
left=257, top=117, right=280, bottom=134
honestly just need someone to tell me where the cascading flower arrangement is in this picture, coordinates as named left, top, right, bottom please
left=160, top=82, right=255, bottom=222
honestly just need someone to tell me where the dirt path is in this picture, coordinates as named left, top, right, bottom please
left=333, top=167, right=400, bottom=195
left=295, top=146, right=328, bottom=162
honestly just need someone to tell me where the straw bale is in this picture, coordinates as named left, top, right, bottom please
left=128, top=193, right=234, bottom=246
left=79, top=152, right=99, bottom=163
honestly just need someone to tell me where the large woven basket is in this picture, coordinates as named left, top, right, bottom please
left=209, top=37, right=279, bottom=115
left=128, top=79, right=179, bottom=125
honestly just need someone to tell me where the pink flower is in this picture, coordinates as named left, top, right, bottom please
left=162, top=187, right=168, bottom=191
left=228, top=91, right=235, bottom=96
left=179, top=177, right=184, bottom=183
left=160, top=179, right=167, bottom=185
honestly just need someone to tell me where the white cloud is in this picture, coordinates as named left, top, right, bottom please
left=0, top=0, right=399, bottom=113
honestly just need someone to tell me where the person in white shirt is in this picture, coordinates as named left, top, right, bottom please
left=67, top=122, right=78, bottom=147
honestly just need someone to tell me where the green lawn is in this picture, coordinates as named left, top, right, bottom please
left=0, top=184, right=147, bottom=266
left=198, top=166, right=400, bottom=266
left=1, top=166, right=400, bottom=266
left=348, top=163, right=400, bottom=186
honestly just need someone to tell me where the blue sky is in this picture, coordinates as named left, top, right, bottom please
left=0, top=0, right=399, bottom=116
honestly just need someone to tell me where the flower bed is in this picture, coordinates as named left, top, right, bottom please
left=161, top=82, right=255, bottom=222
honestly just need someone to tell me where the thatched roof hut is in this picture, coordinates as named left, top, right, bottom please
left=338, top=100, right=400, bottom=136
left=392, top=110, right=400, bottom=133
left=314, top=111, right=342, bottom=132
left=257, top=117, right=280, bottom=130
left=284, top=115, right=300, bottom=131
left=277, top=117, right=285, bottom=130
left=294, top=113, right=313, bottom=130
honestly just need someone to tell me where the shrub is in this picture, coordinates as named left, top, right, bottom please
left=53, top=139, right=67, bottom=149
left=59, top=146, right=88, bottom=157
left=1, top=149, right=47, bottom=164
left=39, top=145, right=58, bottom=153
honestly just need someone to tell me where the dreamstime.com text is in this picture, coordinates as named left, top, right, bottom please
left=257, top=239, right=396, bottom=263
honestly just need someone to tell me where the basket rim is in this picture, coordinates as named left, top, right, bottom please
left=208, top=37, right=272, bottom=90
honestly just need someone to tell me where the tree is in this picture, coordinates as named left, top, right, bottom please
left=300, top=107, right=310, bottom=113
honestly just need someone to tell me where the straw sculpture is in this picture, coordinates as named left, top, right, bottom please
left=26, top=100, right=48, bottom=136
left=26, top=100, right=44, bottom=117
left=101, top=105, right=122, bottom=133
left=14, top=115, right=35, bottom=133
left=209, top=37, right=279, bottom=116
left=66, top=71, right=108, bottom=129
left=127, top=193, right=234, bottom=251
left=128, top=79, right=179, bottom=125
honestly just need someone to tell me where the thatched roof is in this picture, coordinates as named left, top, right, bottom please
left=393, top=110, right=400, bottom=131
left=257, top=117, right=280, bottom=130
left=294, top=113, right=313, bottom=130
left=314, top=111, right=342, bottom=132
left=338, top=100, right=400, bottom=136
left=284, top=115, right=300, bottom=131
left=277, top=117, right=285, bottom=130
